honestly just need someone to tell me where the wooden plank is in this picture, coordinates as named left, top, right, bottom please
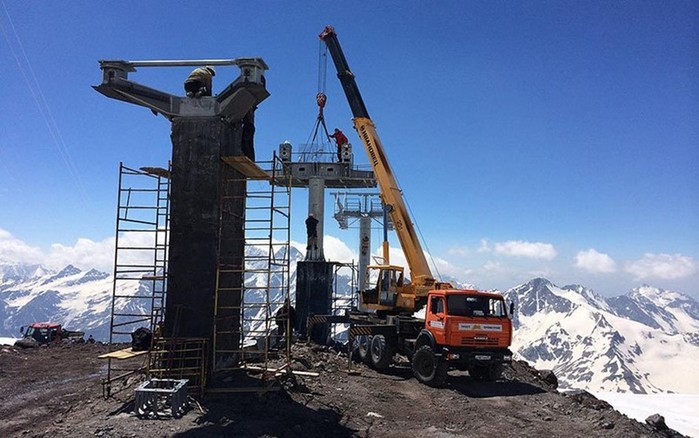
left=139, top=166, right=170, bottom=179
left=98, top=347, right=148, bottom=360
left=221, top=156, right=270, bottom=180
left=239, top=364, right=319, bottom=378
left=290, top=370, right=320, bottom=377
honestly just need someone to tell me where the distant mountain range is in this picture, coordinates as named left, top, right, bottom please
left=504, top=278, right=699, bottom=394
left=1, top=257, right=697, bottom=394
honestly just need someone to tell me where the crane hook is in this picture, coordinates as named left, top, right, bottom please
left=316, top=92, right=327, bottom=109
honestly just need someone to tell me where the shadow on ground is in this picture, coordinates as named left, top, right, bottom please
left=172, top=390, right=356, bottom=438
left=350, top=361, right=547, bottom=398
left=447, top=375, right=547, bottom=398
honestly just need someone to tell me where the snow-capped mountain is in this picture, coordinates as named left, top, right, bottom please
left=0, top=246, right=351, bottom=343
left=504, top=278, right=699, bottom=394
left=0, top=262, right=140, bottom=341
left=3, top=257, right=697, bottom=394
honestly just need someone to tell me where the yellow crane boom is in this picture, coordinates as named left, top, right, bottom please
left=320, top=26, right=450, bottom=313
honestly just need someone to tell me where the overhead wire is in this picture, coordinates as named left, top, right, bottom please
left=0, top=0, right=90, bottom=207
left=399, top=177, right=445, bottom=282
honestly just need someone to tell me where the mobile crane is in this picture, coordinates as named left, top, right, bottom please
left=318, top=26, right=514, bottom=385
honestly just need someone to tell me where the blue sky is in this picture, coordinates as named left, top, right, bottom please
left=0, top=1, right=697, bottom=298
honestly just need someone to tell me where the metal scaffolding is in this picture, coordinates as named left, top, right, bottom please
left=102, top=155, right=294, bottom=395
left=103, top=163, right=170, bottom=396
left=211, top=153, right=292, bottom=392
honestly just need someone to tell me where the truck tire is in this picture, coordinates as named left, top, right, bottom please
left=470, top=364, right=502, bottom=382
left=412, top=345, right=448, bottom=387
left=357, top=335, right=372, bottom=364
left=369, top=335, right=394, bottom=370
left=14, top=338, right=39, bottom=349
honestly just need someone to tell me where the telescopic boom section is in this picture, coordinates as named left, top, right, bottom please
left=320, top=26, right=435, bottom=288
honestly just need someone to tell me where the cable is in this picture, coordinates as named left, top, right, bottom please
left=403, top=185, right=444, bottom=282
left=317, top=40, right=327, bottom=95
left=1, top=1, right=90, bottom=206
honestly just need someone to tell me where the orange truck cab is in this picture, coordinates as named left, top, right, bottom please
left=412, top=289, right=514, bottom=384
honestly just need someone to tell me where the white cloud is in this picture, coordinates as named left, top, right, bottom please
left=0, top=228, right=144, bottom=273
left=0, top=228, right=45, bottom=264
left=431, top=255, right=471, bottom=281
left=447, top=246, right=470, bottom=257
left=527, top=266, right=555, bottom=279
left=477, top=239, right=491, bottom=253
left=482, top=260, right=502, bottom=272
left=46, top=237, right=116, bottom=272
left=323, top=235, right=358, bottom=263
left=2, top=231, right=357, bottom=276
left=290, top=235, right=359, bottom=265
left=625, top=253, right=698, bottom=280
left=575, top=249, right=617, bottom=274
left=492, top=240, right=557, bottom=260
left=364, top=244, right=469, bottom=283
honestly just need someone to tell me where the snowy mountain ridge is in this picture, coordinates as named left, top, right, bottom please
left=2, top=260, right=698, bottom=394
left=504, top=278, right=699, bottom=394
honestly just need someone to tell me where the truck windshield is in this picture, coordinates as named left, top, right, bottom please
left=446, top=295, right=507, bottom=317
left=25, top=327, right=49, bottom=342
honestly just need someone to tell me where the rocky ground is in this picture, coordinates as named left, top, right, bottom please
left=0, top=342, right=686, bottom=437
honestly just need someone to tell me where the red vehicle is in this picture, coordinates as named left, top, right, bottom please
left=415, top=289, right=513, bottom=384
left=15, top=322, right=85, bottom=348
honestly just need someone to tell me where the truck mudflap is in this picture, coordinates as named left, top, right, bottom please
left=441, top=348, right=513, bottom=366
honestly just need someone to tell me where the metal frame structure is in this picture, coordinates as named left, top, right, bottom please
left=103, top=163, right=170, bottom=396
left=210, top=153, right=292, bottom=392
left=276, top=142, right=375, bottom=262
left=329, top=261, right=356, bottom=342
left=94, top=57, right=269, bottom=122
left=332, top=192, right=390, bottom=294
left=147, top=337, right=208, bottom=398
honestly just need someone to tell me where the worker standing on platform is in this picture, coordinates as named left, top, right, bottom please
left=306, top=213, right=319, bottom=252
left=242, top=109, right=256, bottom=161
left=184, top=66, right=215, bottom=97
left=329, top=128, right=348, bottom=162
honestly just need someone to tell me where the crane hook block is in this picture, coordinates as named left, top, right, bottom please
left=316, top=92, right=327, bottom=109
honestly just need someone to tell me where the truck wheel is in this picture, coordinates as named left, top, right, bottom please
left=357, top=335, right=372, bottom=364
left=471, top=365, right=502, bottom=381
left=469, top=366, right=485, bottom=381
left=489, top=365, right=503, bottom=382
left=369, top=335, right=394, bottom=370
left=412, top=345, right=448, bottom=387
left=487, top=364, right=503, bottom=381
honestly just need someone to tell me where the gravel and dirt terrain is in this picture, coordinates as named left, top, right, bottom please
left=0, top=342, right=685, bottom=437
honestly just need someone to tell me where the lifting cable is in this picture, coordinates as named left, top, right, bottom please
left=301, top=41, right=333, bottom=155
left=404, top=190, right=444, bottom=283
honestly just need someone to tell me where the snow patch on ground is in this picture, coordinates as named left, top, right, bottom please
left=0, top=337, right=18, bottom=346
left=595, top=392, right=699, bottom=437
